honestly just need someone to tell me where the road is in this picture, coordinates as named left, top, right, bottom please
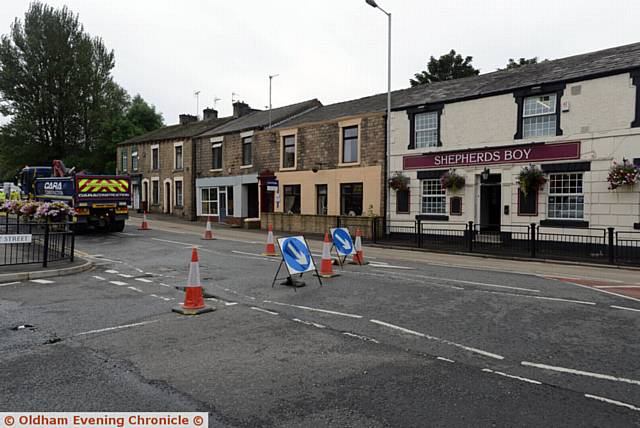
left=1, top=219, right=639, bottom=427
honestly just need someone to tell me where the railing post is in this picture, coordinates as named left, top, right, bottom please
left=42, top=221, right=50, bottom=268
left=530, top=223, right=537, bottom=258
left=608, top=227, right=615, bottom=265
left=69, top=226, right=75, bottom=262
left=467, top=221, right=474, bottom=252
left=372, top=217, right=377, bottom=243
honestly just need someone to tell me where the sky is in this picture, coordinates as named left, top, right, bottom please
left=1, top=0, right=639, bottom=125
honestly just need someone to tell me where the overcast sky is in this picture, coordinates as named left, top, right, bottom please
left=1, top=0, right=639, bottom=125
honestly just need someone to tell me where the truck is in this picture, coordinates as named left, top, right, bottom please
left=16, top=160, right=131, bottom=232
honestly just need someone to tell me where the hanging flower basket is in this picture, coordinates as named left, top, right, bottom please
left=518, top=165, right=546, bottom=197
left=389, top=172, right=410, bottom=191
left=607, top=158, right=639, bottom=190
left=440, top=170, right=466, bottom=193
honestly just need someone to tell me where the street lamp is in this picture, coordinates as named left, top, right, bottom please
left=365, top=0, right=391, bottom=234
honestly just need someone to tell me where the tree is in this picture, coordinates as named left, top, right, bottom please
left=410, top=50, right=480, bottom=87
left=499, top=57, right=540, bottom=71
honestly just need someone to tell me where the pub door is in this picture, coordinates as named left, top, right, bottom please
left=480, top=174, right=501, bottom=231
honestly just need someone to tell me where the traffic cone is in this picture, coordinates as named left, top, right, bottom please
left=262, top=224, right=277, bottom=256
left=138, top=211, right=151, bottom=230
left=318, top=232, right=339, bottom=278
left=350, top=227, right=368, bottom=265
left=201, top=217, right=215, bottom=240
left=173, top=247, right=214, bottom=315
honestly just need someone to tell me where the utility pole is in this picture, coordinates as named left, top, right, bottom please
left=194, top=90, right=201, bottom=119
left=268, top=74, right=279, bottom=128
left=213, top=96, right=221, bottom=109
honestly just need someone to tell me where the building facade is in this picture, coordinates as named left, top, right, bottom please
left=389, top=43, right=640, bottom=233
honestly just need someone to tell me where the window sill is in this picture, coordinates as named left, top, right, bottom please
left=174, top=205, right=184, bottom=209
left=280, top=167, right=296, bottom=172
left=396, top=211, right=410, bottom=215
left=338, top=161, right=360, bottom=167
left=240, top=164, right=253, bottom=169
left=209, top=169, right=223, bottom=172
left=173, top=169, right=184, bottom=173
left=416, top=214, right=449, bottom=221
left=540, top=219, right=589, bottom=228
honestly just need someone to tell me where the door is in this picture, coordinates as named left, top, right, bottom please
left=480, top=174, right=501, bottom=231
left=246, top=183, right=259, bottom=218
left=164, top=182, right=171, bottom=213
left=218, top=187, right=227, bottom=223
left=131, top=184, right=140, bottom=210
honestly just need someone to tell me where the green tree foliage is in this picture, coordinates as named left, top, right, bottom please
left=410, top=50, right=480, bottom=87
left=499, top=57, right=540, bottom=71
left=0, top=2, right=162, bottom=178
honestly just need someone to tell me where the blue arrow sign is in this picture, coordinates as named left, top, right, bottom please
left=278, top=236, right=315, bottom=274
left=331, top=228, right=355, bottom=256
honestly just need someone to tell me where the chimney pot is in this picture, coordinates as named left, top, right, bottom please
left=179, top=114, right=198, bottom=125
left=203, top=108, right=218, bottom=120
left=233, top=101, right=254, bottom=118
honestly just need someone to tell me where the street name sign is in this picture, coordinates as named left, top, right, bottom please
left=330, top=228, right=355, bottom=256
left=0, top=234, right=32, bottom=244
left=277, top=236, right=315, bottom=274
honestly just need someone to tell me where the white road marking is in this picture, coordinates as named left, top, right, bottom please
left=292, top=318, right=326, bottom=329
left=119, top=232, right=140, bottom=237
left=105, top=269, right=119, bottom=274
left=595, top=285, right=640, bottom=289
left=521, top=361, right=640, bottom=386
left=109, top=281, right=128, bottom=286
left=230, top=250, right=280, bottom=262
left=0, top=281, right=20, bottom=287
left=370, top=319, right=504, bottom=360
left=584, top=394, right=640, bottom=412
left=436, top=357, right=455, bottom=363
left=151, top=238, right=200, bottom=248
left=476, top=289, right=596, bottom=306
left=150, top=294, right=171, bottom=302
left=30, top=279, right=54, bottom=284
left=92, top=276, right=106, bottom=281
left=263, top=300, right=363, bottom=319
left=224, top=302, right=238, bottom=306
left=251, top=307, right=279, bottom=315
left=610, top=305, right=640, bottom=313
left=159, top=283, right=172, bottom=288
left=549, top=278, right=640, bottom=304
left=127, top=286, right=144, bottom=293
left=393, top=272, right=541, bottom=293
left=118, top=274, right=133, bottom=278
left=135, top=268, right=144, bottom=273
left=368, top=263, right=415, bottom=270
left=75, top=320, right=159, bottom=336
left=482, top=368, right=541, bottom=385
left=342, top=332, right=380, bottom=343
left=135, top=278, right=153, bottom=283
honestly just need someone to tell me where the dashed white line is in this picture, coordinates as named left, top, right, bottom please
left=30, top=279, right=54, bottom=284
left=475, top=289, right=596, bottom=306
left=292, top=318, right=326, bottom=329
left=134, top=268, right=144, bottom=273
left=92, top=276, right=106, bottom=281
left=151, top=238, right=200, bottom=248
left=109, top=281, right=128, bottom=286
left=224, top=302, right=238, bottom=306
left=135, top=278, right=153, bottom=283
left=127, top=286, right=144, bottom=293
left=550, top=278, right=640, bottom=304
left=159, top=283, right=172, bottom=288
left=482, top=368, right=542, bottom=385
left=118, top=274, right=133, bottom=278
left=610, top=305, right=640, bottom=313
left=150, top=294, right=171, bottom=302
left=521, top=361, right=640, bottom=386
left=75, top=320, right=159, bottom=336
left=105, top=269, right=119, bottom=274
left=368, top=263, right=415, bottom=270
left=251, top=307, right=279, bottom=315
left=263, top=300, right=363, bottom=319
left=0, top=281, right=20, bottom=287
left=595, top=285, right=640, bottom=289
left=584, top=394, right=640, bottom=412
left=370, top=319, right=504, bottom=360
left=342, top=332, right=380, bottom=343
left=436, top=357, right=455, bottom=363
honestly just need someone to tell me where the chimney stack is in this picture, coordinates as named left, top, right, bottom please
left=202, top=108, right=218, bottom=120
left=233, top=101, right=254, bottom=118
left=179, top=114, right=198, bottom=125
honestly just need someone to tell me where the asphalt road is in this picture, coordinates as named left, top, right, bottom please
left=1, top=222, right=639, bottom=427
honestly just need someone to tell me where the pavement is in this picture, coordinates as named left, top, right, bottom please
left=0, top=257, right=92, bottom=282
left=1, top=216, right=639, bottom=426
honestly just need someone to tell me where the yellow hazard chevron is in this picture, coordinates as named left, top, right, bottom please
left=78, top=178, right=129, bottom=193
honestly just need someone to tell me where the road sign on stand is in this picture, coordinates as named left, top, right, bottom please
left=271, top=236, right=322, bottom=288
left=330, top=227, right=355, bottom=268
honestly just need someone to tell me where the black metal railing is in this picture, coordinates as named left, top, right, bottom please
left=1, top=216, right=75, bottom=267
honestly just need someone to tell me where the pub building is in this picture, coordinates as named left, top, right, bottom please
left=388, top=42, right=640, bottom=234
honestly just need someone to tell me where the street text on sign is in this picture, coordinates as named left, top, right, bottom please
left=0, top=234, right=32, bottom=245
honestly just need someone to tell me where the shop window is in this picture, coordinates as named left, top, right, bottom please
left=152, top=180, right=160, bottom=205
left=340, top=183, right=363, bottom=216
left=342, top=126, right=358, bottom=163
left=518, top=189, right=538, bottom=215
left=316, top=185, right=328, bottom=215
left=547, top=173, right=584, bottom=219
left=421, top=179, right=446, bottom=214
left=201, top=188, right=219, bottom=215
left=227, top=186, right=234, bottom=216
left=212, top=143, right=222, bottom=170
left=242, top=136, right=252, bottom=166
left=283, top=185, right=301, bottom=214
left=396, top=189, right=409, bottom=213
left=175, top=180, right=183, bottom=207
left=120, top=148, right=128, bottom=172
left=151, top=147, right=159, bottom=170
left=174, top=145, right=183, bottom=170
left=282, top=135, right=296, bottom=168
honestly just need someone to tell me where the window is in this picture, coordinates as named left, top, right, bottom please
left=152, top=180, right=160, bottom=205
left=174, top=180, right=183, bottom=207
left=227, top=186, right=234, bottom=216
left=151, top=147, right=159, bottom=170
left=212, top=143, right=222, bottom=170
left=396, top=189, right=409, bottom=213
left=131, top=146, right=138, bottom=171
left=547, top=173, right=584, bottom=220
left=340, top=183, right=363, bottom=216
left=415, top=111, right=439, bottom=148
left=421, top=179, right=446, bottom=214
left=120, top=148, right=128, bottom=172
left=242, top=136, right=252, bottom=166
left=283, top=185, right=301, bottom=214
left=342, top=126, right=358, bottom=163
left=282, top=135, right=296, bottom=168
left=522, top=93, right=557, bottom=138
left=174, top=145, right=183, bottom=170
left=201, top=188, right=219, bottom=215
left=316, top=185, right=328, bottom=215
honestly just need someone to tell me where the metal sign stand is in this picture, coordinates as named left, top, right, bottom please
left=271, top=237, right=322, bottom=290
left=329, top=243, right=347, bottom=269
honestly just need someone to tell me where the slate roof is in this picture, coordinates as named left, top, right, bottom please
left=393, top=41, right=640, bottom=110
left=118, top=116, right=235, bottom=146
left=198, top=99, right=322, bottom=137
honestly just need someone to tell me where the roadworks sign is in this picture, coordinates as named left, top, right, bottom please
left=277, top=236, right=315, bottom=274
left=330, top=228, right=355, bottom=256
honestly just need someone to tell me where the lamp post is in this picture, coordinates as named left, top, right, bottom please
left=365, top=0, right=391, bottom=234
left=268, top=74, right=279, bottom=128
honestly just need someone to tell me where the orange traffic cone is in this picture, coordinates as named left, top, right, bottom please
left=318, top=232, right=339, bottom=278
left=202, top=217, right=215, bottom=240
left=138, top=211, right=151, bottom=230
left=262, top=224, right=277, bottom=256
left=172, top=247, right=214, bottom=315
left=350, top=227, right=368, bottom=265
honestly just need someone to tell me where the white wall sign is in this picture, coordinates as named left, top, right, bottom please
left=0, top=234, right=32, bottom=244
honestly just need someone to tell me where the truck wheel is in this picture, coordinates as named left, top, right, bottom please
left=110, top=220, right=126, bottom=233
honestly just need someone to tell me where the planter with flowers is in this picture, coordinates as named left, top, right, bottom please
left=34, top=202, right=76, bottom=223
left=389, top=172, right=410, bottom=191
left=607, top=158, right=639, bottom=190
left=440, top=170, right=466, bottom=193
left=518, top=165, right=546, bottom=197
